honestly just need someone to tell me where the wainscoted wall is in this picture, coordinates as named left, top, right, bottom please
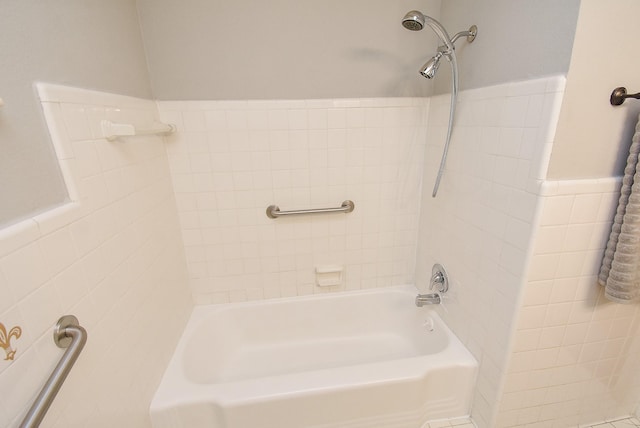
left=497, top=178, right=640, bottom=427
left=0, top=85, right=191, bottom=427
left=158, top=98, right=428, bottom=303
left=549, top=0, right=640, bottom=180
left=0, top=0, right=154, bottom=227
left=415, top=76, right=567, bottom=427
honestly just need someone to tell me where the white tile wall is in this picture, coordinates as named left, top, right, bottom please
left=158, top=98, right=429, bottom=303
left=415, top=76, right=567, bottom=428
left=4, top=76, right=632, bottom=428
left=497, top=178, right=640, bottom=427
left=0, top=84, right=191, bottom=427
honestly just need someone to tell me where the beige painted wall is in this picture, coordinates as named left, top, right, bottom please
left=0, top=1, right=152, bottom=227
left=136, top=0, right=440, bottom=100
left=548, top=0, right=640, bottom=179
left=436, top=0, right=580, bottom=94
left=137, top=0, right=581, bottom=100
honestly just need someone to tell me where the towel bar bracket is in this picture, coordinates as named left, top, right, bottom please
left=610, top=87, right=640, bottom=106
left=53, top=315, right=80, bottom=348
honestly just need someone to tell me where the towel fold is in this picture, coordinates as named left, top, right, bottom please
left=598, top=114, right=640, bottom=303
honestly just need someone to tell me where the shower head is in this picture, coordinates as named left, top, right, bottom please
left=401, top=11, right=454, bottom=53
left=402, top=10, right=425, bottom=31
left=401, top=10, right=477, bottom=52
left=401, top=10, right=477, bottom=81
left=420, top=53, right=442, bottom=79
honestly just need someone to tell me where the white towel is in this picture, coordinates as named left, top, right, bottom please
left=598, top=114, right=640, bottom=303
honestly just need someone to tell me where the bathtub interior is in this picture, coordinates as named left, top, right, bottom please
left=182, top=288, right=449, bottom=383
left=151, top=286, right=478, bottom=428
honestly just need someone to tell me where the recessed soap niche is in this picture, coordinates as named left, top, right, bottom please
left=315, top=266, right=344, bottom=287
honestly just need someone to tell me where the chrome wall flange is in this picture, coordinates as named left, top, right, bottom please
left=53, top=315, right=80, bottom=348
left=467, top=25, right=478, bottom=42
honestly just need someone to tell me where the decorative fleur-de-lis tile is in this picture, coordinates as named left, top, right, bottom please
left=0, top=322, right=22, bottom=361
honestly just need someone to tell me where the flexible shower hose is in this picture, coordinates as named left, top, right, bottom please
left=431, top=51, right=458, bottom=198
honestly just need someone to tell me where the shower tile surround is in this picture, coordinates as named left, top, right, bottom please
left=0, top=76, right=638, bottom=428
left=0, top=84, right=192, bottom=427
left=158, top=98, right=429, bottom=302
left=418, top=75, right=640, bottom=427
left=416, top=76, right=567, bottom=427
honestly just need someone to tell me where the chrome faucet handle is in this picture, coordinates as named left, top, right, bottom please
left=429, top=263, right=449, bottom=294
left=430, top=271, right=444, bottom=286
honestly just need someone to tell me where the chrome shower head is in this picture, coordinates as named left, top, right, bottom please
left=401, top=10, right=477, bottom=81
left=401, top=11, right=454, bottom=54
left=419, top=53, right=443, bottom=79
left=402, top=10, right=425, bottom=31
left=402, top=10, right=478, bottom=52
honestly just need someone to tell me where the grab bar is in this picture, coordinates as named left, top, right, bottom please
left=20, top=315, right=87, bottom=428
left=266, top=200, right=355, bottom=219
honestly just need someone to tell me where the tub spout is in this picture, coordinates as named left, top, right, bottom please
left=415, top=293, right=441, bottom=307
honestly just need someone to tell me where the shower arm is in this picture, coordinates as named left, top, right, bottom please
left=451, top=27, right=477, bottom=45
left=437, top=26, right=478, bottom=56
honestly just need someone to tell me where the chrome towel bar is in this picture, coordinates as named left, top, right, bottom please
left=266, top=200, right=355, bottom=219
left=20, top=315, right=87, bottom=428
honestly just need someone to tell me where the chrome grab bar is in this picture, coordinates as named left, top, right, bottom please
left=266, top=200, right=355, bottom=219
left=20, top=315, right=87, bottom=428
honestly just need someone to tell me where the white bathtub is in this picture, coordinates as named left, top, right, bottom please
left=150, top=285, right=478, bottom=428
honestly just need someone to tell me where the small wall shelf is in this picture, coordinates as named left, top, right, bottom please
left=101, top=120, right=176, bottom=141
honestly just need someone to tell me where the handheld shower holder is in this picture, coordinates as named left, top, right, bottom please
left=436, top=25, right=477, bottom=57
